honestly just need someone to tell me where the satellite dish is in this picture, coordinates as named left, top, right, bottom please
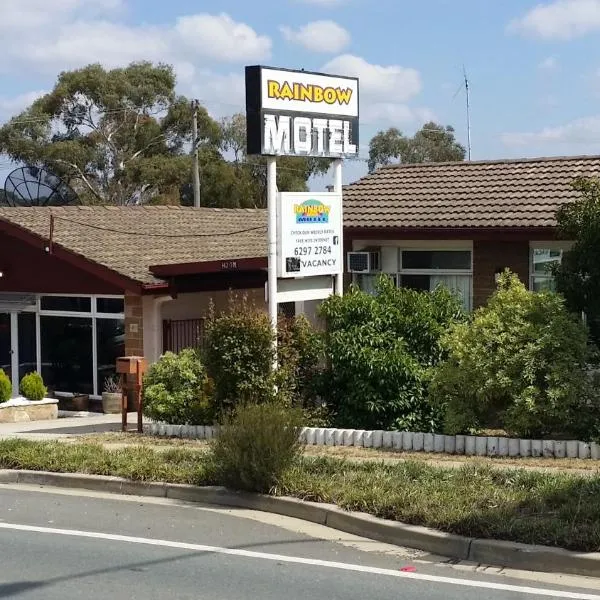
left=2, top=166, right=80, bottom=207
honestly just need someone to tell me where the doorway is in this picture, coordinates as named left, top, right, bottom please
left=0, top=311, right=38, bottom=397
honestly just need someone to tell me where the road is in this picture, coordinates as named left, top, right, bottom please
left=0, top=484, right=600, bottom=599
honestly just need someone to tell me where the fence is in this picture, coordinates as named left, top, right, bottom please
left=162, top=318, right=205, bottom=353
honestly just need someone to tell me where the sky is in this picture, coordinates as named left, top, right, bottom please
left=1, top=0, right=600, bottom=190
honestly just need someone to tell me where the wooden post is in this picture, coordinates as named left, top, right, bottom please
left=121, top=373, right=128, bottom=432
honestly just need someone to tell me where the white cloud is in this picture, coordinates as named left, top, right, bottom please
left=508, top=0, right=600, bottom=40
left=280, top=20, right=350, bottom=53
left=539, top=56, right=559, bottom=70
left=0, top=90, right=46, bottom=119
left=0, top=3, right=271, bottom=75
left=322, top=54, right=421, bottom=101
left=321, top=54, right=428, bottom=125
left=502, top=116, right=600, bottom=146
left=175, top=13, right=271, bottom=62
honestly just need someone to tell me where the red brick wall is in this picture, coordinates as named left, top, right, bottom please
left=124, top=292, right=144, bottom=356
left=473, top=241, right=529, bottom=307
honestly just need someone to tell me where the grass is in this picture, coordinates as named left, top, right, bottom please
left=3, top=438, right=600, bottom=552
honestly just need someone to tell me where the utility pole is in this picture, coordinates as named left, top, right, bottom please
left=191, top=99, right=200, bottom=207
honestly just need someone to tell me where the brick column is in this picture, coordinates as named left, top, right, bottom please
left=124, top=291, right=144, bottom=356
left=473, top=241, right=529, bottom=308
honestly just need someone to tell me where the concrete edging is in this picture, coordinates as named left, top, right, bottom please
left=2, top=469, right=600, bottom=577
left=145, top=423, right=600, bottom=461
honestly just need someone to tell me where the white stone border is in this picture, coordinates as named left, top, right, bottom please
left=143, top=423, right=600, bottom=460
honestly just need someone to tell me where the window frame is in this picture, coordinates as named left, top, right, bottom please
left=36, top=294, right=125, bottom=398
left=528, top=242, right=572, bottom=292
left=397, top=248, right=473, bottom=310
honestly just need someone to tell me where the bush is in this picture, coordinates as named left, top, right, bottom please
left=277, top=314, right=325, bottom=408
left=0, top=369, right=11, bottom=403
left=319, top=275, right=464, bottom=432
left=209, top=402, right=303, bottom=493
left=430, top=272, right=600, bottom=439
left=19, top=372, right=47, bottom=401
left=204, top=295, right=276, bottom=414
left=143, top=349, right=213, bottom=425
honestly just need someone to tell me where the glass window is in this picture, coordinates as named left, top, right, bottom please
left=41, top=296, right=91, bottom=313
left=402, top=250, right=471, bottom=271
left=41, top=316, right=93, bottom=395
left=96, top=298, right=124, bottom=314
left=18, top=312, right=36, bottom=382
left=531, top=249, right=563, bottom=292
left=356, top=274, right=397, bottom=295
left=398, top=249, right=473, bottom=310
left=96, top=318, right=125, bottom=393
left=0, top=314, right=11, bottom=386
left=400, top=274, right=472, bottom=310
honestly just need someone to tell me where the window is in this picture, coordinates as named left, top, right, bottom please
left=41, top=316, right=93, bottom=395
left=399, top=249, right=472, bottom=310
left=530, top=248, right=563, bottom=292
left=96, top=318, right=125, bottom=392
left=40, top=296, right=91, bottom=312
left=356, top=274, right=396, bottom=296
left=37, top=294, right=125, bottom=397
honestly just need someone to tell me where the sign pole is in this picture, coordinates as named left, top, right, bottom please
left=267, top=156, right=278, bottom=367
left=333, top=159, right=344, bottom=296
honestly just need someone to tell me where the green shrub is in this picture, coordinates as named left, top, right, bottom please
left=319, top=275, right=464, bottom=432
left=204, top=295, right=276, bottom=414
left=210, top=402, right=303, bottom=493
left=277, top=314, right=325, bottom=408
left=143, top=349, right=213, bottom=425
left=19, top=372, right=47, bottom=401
left=0, top=369, right=11, bottom=403
left=430, top=272, right=600, bottom=439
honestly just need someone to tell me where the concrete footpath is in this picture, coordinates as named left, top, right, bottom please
left=0, top=412, right=146, bottom=440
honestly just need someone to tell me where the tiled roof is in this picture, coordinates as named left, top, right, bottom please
left=0, top=206, right=267, bottom=284
left=343, top=155, right=600, bottom=229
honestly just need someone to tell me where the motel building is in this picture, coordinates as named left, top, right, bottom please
left=0, top=154, right=594, bottom=407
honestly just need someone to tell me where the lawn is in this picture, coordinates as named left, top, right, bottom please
left=1, top=438, right=600, bottom=552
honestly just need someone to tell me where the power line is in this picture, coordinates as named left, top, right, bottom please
left=51, top=214, right=265, bottom=238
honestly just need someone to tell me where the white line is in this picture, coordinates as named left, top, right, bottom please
left=0, top=522, right=597, bottom=599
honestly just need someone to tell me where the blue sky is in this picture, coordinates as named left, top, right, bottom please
left=1, top=0, right=600, bottom=188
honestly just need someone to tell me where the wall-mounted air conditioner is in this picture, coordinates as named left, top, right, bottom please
left=347, top=251, right=381, bottom=273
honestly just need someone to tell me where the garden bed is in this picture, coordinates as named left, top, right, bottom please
left=0, top=397, right=58, bottom=423
left=1, top=438, right=600, bottom=552
left=144, top=422, right=600, bottom=460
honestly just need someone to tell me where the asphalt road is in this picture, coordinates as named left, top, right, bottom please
left=1, top=485, right=600, bottom=600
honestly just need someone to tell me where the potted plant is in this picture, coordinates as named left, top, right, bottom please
left=102, top=375, right=122, bottom=414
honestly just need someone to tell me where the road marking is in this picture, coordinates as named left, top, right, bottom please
left=0, top=522, right=598, bottom=598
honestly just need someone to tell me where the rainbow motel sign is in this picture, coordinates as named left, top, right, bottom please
left=245, top=65, right=358, bottom=308
left=245, top=66, right=359, bottom=158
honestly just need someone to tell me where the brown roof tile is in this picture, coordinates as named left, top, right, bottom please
left=0, top=206, right=267, bottom=284
left=343, top=155, right=600, bottom=229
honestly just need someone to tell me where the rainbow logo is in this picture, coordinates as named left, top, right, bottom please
left=293, top=199, right=331, bottom=224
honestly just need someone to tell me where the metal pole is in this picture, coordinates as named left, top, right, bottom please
left=333, top=159, right=344, bottom=296
left=191, top=100, right=201, bottom=208
left=267, top=157, right=278, bottom=367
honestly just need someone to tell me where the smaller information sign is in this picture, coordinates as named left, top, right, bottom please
left=277, top=192, right=343, bottom=278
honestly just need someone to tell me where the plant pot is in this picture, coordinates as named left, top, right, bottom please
left=102, top=392, right=122, bottom=414
left=71, top=394, right=89, bottom=412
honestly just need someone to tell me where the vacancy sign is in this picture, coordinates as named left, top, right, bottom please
left=245, top=66, right=359, bottom=159
left=277, top=192, right=343, bottom=278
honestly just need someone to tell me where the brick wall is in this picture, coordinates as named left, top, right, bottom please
left=124, top=291, right=144, bottom=356
left=473, top=241, right=529, bottom=307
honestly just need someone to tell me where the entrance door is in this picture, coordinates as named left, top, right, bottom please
left=0, top=314, right=12, bottom=395
left=0, top=312, right=39, bottom=398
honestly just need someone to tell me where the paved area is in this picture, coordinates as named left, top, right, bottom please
left=1, top=485, right=600, bottom=600
left=0, top=412, right=146, bottom=439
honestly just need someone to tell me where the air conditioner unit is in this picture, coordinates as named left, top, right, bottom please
left=347, top=251, right=381, bottom=273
